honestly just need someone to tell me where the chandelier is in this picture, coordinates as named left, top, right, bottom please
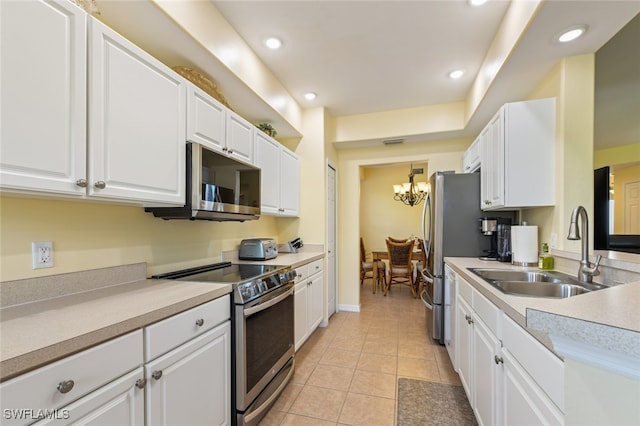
left=393, top=165, right=428, bottom=206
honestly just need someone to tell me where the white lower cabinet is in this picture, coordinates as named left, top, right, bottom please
left=0, top=330, right=144, bottom=426
left=145, top=323, right=230, bottom=426
left=294, top=259, right=324, bottom=350
left=0, top=297, right=232, bottom=426
left=143, top=296, right=231, bottom=426
left=453, top=269, right=564, bottom=426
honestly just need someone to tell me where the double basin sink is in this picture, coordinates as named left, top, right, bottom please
left=468, top=268, right=608, bottom=298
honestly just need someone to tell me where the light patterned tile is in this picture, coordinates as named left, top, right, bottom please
left=258, top=408, right=286, bottom=426
left=280, top=414, right=337, bottom=425
left=338, top=393, right=395, bottom=426
left=349, top=370, right=396, bottom=399
left=362, top=340, right=398, bottom=356
left=356, top=352, right=397, bottom=374
left=288, top=385, right=347, bottom=422
left=271, top=382, right=304, bottom=412
left=319, top=347, right=361, bottom=369
left=306, top=364, right=354, bottom=391
left=397, top=357, right=441, bottom=381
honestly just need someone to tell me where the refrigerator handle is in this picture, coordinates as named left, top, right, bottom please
left=421, top=191, right=432, bottom=260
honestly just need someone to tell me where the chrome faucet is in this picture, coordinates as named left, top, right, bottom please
left=567, top=206, right=602, bottom=283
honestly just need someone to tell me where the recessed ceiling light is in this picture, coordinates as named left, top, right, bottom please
left=448, top=69, right=465, bottom=79
left=304, top=92, right=317, bottom=101
left=469, top=0, right=488, bottom=6
left=558, top=25, right=588, bottom=43
left=265, top=37, right=282, bottom=50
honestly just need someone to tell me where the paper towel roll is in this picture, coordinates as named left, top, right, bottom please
left=511, top=225, right=538, bottom=265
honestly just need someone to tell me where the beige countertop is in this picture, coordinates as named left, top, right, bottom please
left=0, top=250, right=325, bottom=382
left=444, top=257, right=640, bottom=359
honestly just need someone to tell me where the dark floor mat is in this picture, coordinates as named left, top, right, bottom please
left=397, top=378, right=478, bottom=426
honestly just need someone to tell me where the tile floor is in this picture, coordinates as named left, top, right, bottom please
left=258, top=279, right=461, bottom=426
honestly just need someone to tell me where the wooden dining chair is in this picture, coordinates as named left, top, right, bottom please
left=387, top=236, right=408, bottom=243
left=384, top=238, right=416, bottom=297
left=360, top=238, right=386, bottom=293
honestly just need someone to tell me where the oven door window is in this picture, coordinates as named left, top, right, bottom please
left=245, top=293, right=294, bottom=393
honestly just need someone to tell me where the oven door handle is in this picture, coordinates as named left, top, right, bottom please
left=244, top=285, right=294, bottom=317
left=421, top=288, right=434, bottom=311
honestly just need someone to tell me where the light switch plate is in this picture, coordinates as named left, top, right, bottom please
left=32, top=241, right=54, bottom=269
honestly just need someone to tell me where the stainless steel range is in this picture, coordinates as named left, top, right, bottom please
left=152, top=262, right=296, bottom=426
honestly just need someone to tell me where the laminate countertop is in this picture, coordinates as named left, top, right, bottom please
left=445, top=257, right=640, bottom=360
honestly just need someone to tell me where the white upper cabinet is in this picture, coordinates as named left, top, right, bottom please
left=0, top=0, right=87, bottom=195
left=480, top=98, right=555, bottom=210
left=89, top=18, right=186, bottom=205
left=254, top=131, right=300, bottom=217
left=186, top=84, right=226, bottom=152
left=463, top=136, right=481, bottom=173
left=225, top=110, right=254, bottom=164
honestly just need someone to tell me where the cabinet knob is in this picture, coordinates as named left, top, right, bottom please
left=195, top=318, right=205, bottom=327
left=75, top=179, right=87, bottom=188
left=228, top=150, right=233, bottom=154
left=135, top=378, right=147, bottom=389
left=222, top=147, right=228, bottom=152
left=57, top=380, right=74, bottom=394
left=151, top=370, right=163, bottom=380
left=465, top=314, right=474, bottom=324
left=494, top=355, right=504, bottom=365
left=94, top=181, right=106, bottom=189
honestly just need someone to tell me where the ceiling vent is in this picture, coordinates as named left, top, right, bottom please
left=382, top=138, right=404, bottom=145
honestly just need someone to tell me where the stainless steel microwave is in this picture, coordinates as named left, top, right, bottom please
left=146, top=143, right=260, bottom=221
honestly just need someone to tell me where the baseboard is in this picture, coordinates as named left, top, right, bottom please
left=338, top=304, right=360, bottom=312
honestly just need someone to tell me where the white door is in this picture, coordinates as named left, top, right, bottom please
left=457, top=296, right=473, bottom=401
left=624, top=180, right=640, bottom=234
left=226, top=110, right=254, bottom=164
left=294, top=281, right=308, bottom=350
left=89, top=18, right=186, bottom=205
left=473, top=317, right=501, bottom=426
left=280, top=149, right=300, bottom=216
left=0, top=0, right=87, bottom=195
left=308, top=275, right=324, bottom=332
left=326, top=163, right=337, bottom=316
left=145, top=323, right=230, bottom=426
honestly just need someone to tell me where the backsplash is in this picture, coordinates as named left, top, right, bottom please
left=551, top=249, right=640, bottom=286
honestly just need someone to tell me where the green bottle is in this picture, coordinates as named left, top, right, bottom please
left=538, top=243, right=554, bottom=270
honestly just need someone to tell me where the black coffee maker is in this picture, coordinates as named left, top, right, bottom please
left=479, top=217, right=512, bottom=262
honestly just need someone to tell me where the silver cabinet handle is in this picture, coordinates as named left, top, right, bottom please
left=151, top=370, right=163, bottom=380
left=57, top=380, right=74, bottom=394
left=195, top=318, right=205, bottom=327
left=94, top=181, right=106, bottom=189
left=75, top=179, right=87, bottom=188
left=494, top=355, right=504, bottom=365
left=135, top=378, right=147, bottom=389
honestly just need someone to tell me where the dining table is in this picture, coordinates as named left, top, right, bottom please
left=371, top=248, right=425, bottom=294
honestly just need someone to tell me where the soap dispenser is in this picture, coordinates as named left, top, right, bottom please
left=538, top=243, right=554, bottom=270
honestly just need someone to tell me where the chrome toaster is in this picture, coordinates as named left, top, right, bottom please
left=238, top=238, right=278, bottom=260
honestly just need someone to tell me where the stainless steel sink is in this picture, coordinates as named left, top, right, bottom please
left=468, top=268, right=607, bottom=298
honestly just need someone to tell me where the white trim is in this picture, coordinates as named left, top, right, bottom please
left=550, top=333, right=640, bottom=380
left=338, top=304, right=361, bottom=312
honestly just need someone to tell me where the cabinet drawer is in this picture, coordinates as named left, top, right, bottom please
left=502, top=314, right=564, bottom=411
left=308, top=259, right=323, bottom=277
left=144, top=295, right=230, bottom=362
left=0, top=330, right=142, bottom=422
left=294, top=264, right=309, bottom=282
left=457, top=275, right=473, bottom=304
left=472, top=288, right=501, bottom=337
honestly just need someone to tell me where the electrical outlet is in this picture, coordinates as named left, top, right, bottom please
left=32, top=241, right=54, bottom=269
left=550, top=233, right=558, bottom=249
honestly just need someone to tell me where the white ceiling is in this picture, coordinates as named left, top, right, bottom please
left=211, top=0, right=639, bottom=146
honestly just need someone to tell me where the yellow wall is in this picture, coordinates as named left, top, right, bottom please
left=359, top=163, right=428, bottom=253
left=337, top=138, right=470, bottom=309
left=522, top=54, right=595, bottom=252
left=0, top=195, right=279, bottom=281
left=594, top=143, right=640, bottom=169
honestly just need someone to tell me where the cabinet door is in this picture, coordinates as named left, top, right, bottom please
left=33, top=368, right=145, bottom=426
left=473, top=317, right=501, bottom=426
left=294, top=281, right=308, bottom=350
left=146, top=322, right=231, bottom=426
left=0, top=0, right=87, bottom=195
left=479, top=124, right=492, bottom=209
left=226, top=110, right=254, bottom=164
left=186, top=84, right=226, bottom=152
left=279, top=148, right=300, bottom=217
left=307, top=275, right=324, bottom=333
left=502, top=349, right=563, bottom=426
left=254, top=132, right=281, bottom=215
left=457, top=296, right=473, bottom=401
left=88, top=18, right=186, bottom=205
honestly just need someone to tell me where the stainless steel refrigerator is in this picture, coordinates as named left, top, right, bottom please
left=420, top=171, right=513, bottom=344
